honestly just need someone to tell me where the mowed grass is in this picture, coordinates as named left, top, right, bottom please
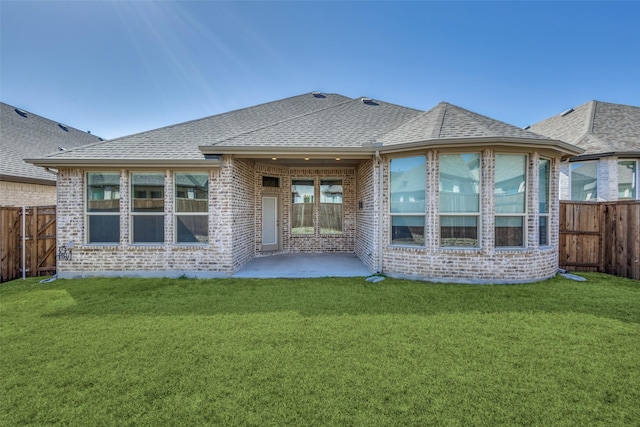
left=1, top=273, right=639, bottom=426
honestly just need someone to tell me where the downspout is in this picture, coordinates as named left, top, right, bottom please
left=375, top=150, right=384, bottom=274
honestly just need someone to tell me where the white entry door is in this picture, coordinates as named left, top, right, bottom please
left=261, top=195, right=279, bottom=251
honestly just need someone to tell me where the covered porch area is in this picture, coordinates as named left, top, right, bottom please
left=233, top=253, right=373, bottom=278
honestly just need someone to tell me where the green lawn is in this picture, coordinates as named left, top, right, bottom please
left=1, top=273, right=639, bottom=426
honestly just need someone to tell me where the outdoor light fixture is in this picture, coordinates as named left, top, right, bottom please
left=304, top=157, right=310, bottom=161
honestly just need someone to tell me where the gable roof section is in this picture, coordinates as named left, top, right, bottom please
left=209, top=97, right=422, bottom=148
left=0, top=102, right=102, bottom=184
left=27, top=92, right=583, bottom=168
left=32, top=93, right=352, bottom=165
left=381, top=102, right=550, bottom=144
left=529, top=100, right=640, bottom=158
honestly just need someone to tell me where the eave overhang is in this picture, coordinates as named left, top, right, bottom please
left=198, top=145, right=374, bottom=159
left=0, top=174, right=56, bottom=186
left=24, top=157, right=222, bottom=168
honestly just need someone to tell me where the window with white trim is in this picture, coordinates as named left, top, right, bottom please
left=175, top=172, right=208, bottom=243
left=618, top=160, right=637, bottom=200
left=291, top=179, right=314, bottom=235
left=495, top=154, right=527, bottom=248
left=570, top=161, right=597, bottom=201
left=390, top=155, right=426, bottom=246
left=131, top=172, right=164, bottom=244
left=538, top=158, right=550, bottom=246
left=320, top=179, right=343, bottom=234
left=86, top=172, right=120, bottom=244
left=439, top=153, right=480, bottom=247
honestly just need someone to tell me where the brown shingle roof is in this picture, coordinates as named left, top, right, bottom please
left=529, top=100, right=640, bottom=157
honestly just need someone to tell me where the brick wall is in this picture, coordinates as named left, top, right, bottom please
left=355, top=159, right=378, bottom=272
left=0, top=181, right=56, bottom=206
left=56, top=166, right=234, bottom=278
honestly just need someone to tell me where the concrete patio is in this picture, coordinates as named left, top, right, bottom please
left=232, top=253, right=373, bottom=279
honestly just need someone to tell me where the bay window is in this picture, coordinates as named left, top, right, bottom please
left=86, top=172, right=120, bottom=244
left=495, top=154, right=526, bottom=247
left=175, top=172, right=208, bottom=243
left=390, top=156, right=426, bottom=245
left=439, top=153, right=480, bottom=247
left=131, top=172, right=164, bottom=244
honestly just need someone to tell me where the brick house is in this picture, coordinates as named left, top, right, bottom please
left=529, top=101, right=640, bottom=201
left=0, top=102, right=103, bottom=206
left=28, top=92, right=582, bottom=283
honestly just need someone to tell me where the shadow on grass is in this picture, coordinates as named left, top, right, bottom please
left=6, top=273, right=640, bottom=324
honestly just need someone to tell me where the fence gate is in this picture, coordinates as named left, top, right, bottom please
left=559, top=201, right=640, bottom=281
left=0, top=206, right=57, bottom=282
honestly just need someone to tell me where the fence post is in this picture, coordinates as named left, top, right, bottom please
left=22, top=206, right=26, bottom=280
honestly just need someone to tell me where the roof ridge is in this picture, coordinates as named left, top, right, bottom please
left=210, top=98, right=355, bottom=145
left=433, top=102, right=448, bottom=139
left=585, top=100, right=598, bottom=135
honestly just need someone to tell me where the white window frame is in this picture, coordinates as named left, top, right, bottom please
left=569, top=160, right=598, bottom=201
left=319, top=178, right=343, bottom=235
left=174, top=172, right=209, bottom=244
left=438, top=152, right=481, bottom=249
left=618, top=159, right=639, bottom=200
left=291, top=178, right=316, bottom=235
left=494, top=153, right=528, bottom=249
left=85, top=171, right=121, bottom=245
left=389, top=155, right=427, bottom=247
left=130, top=171, right=165, bottom=245
left=538, top=157, right=551, bottom=247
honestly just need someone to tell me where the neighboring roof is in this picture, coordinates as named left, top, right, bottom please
left=27, top=92, right=583, bottom=168
left=0, top=102, right=102, bottom=184
left=528, top=100, right=640, bottom=158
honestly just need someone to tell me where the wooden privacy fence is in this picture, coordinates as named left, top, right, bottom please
left=0, top=206, right=57, bottom=282
left=560, top=201, right=640, bottom=280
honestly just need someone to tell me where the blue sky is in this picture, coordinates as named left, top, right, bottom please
left=2, top=1, right=639, bottom=140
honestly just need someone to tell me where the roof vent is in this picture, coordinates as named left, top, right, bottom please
left=57, top=146, right=66, bottom=151
left=58, top=123, right=69, bottom=132
left=361, top=97, right=378, bottom=106
left=523, top=125, right=531, bottom=130
left=312, top=92, right=325, bottom=98
left=14, top=108, right=28, bottom=117
left=560, top=108, right=574, bottom=117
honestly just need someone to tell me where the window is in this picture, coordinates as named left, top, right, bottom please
left=320, top=179, right=342, bottom=234
left=618, top=160, right=637, bottom=200
left=439, top=153, right=480, bottom=247
left=495, top=154, right=526, bottom=247
left=86, top=172, right=120, bottom=244
left=175, top=173, right=208, bottom=243
left=291, top=179, right=314, bottom=234
left=390, top=156, right=426, bottom=245
left=539, top=158, right=550, bottom=246
left=131, top=172, right=164, bottom=243
left=571, top=161, right=597, bottom=201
